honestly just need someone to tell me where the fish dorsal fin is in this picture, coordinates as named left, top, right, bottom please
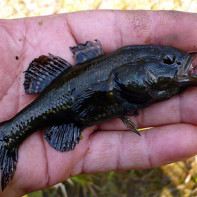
left=24, top=53, right=72, bottom=94
left=70, top=39, right=104, bottom=64
left=44, top=123, right=81, bottom=151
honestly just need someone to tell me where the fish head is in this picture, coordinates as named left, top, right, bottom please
left=113, top=46, right=197, bottom=103
left=139, top=46, right=197, bottom=87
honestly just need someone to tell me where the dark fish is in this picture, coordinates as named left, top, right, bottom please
left=0, top=40, right=197, bottom=191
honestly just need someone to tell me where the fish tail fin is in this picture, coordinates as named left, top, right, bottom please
left=0, top=144, right=18, bottom=191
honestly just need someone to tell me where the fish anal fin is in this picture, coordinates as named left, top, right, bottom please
left=24, top=53, right=72, bottom=94
left=44, top=124, right=81, bottom=152
left=70, top=39, right=104, bottom=64
left=0, top=146, right=18, bottom=191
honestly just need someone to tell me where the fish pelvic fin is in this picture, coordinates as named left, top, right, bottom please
left=0, top=145, right=18, bottom=191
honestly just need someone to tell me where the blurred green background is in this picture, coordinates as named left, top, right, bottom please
left=1, top=0, right=197, bottom=197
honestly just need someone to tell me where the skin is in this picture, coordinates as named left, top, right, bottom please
left=0, top=10, right=197, bottom=196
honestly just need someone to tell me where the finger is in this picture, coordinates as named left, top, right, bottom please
left=66, top=10, right=197, bottom=51
left=66, top=10, right=153, bottom=52
left=77, top=124, right=197, bottom=175
left=153, top=11, right=197, bottom=50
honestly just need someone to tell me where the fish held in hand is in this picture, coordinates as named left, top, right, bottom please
left=0, top=39, right=197, bottom=191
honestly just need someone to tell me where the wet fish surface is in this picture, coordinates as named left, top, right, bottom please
left=0, top=39, right=197, bottom=191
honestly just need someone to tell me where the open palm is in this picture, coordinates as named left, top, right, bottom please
left=1, top=10, right=197, bottom=197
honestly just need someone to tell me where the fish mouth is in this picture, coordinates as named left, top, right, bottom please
left=184, top=54, right=195, bottom=75
left=188, top=56, right=197, bottom=78
left=177, top=54, right=195, bottom=82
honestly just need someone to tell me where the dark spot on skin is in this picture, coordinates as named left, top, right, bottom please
left=19, top=39, right=22, bottom=41
left=155, top=34, right=179, bottom=45
left=38, top=21, right=43, bottom=26
left=165, top=11, right=180, bottom=22
left=171, top=34, right=178, bottom=41
left=15, top=56, right=19, bottom=60
left=144, top=37, right=153, bottom=45
left=165, top=34, right=178, bottom=42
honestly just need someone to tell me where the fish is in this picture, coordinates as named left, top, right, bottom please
left=0, top=39, right=196, bottom=191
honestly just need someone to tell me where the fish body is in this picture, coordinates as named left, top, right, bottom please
left=0, top=40, right=196, bottom=190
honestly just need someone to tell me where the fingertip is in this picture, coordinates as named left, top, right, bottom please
left=81, top=124, right=197, bottom=174
left=143, top=124, right=197, bottom=167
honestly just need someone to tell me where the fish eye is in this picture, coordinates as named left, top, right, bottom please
left=163, top=54, right=175, bottom=65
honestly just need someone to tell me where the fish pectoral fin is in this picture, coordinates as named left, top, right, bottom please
left=0, top=146, right=18, bottom=191
left=24, top=53, right=72, bottom=94
left=120, top=116, right=140, bottom=136
left=44, top=123, right=81, bottom=152
left=70, top=39, right=104, bottom=64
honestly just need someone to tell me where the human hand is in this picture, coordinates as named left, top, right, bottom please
left=0, top=10, right=197, bottom=196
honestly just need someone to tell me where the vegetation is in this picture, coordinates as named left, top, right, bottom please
left=25, top=158, right=197, bottom=197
